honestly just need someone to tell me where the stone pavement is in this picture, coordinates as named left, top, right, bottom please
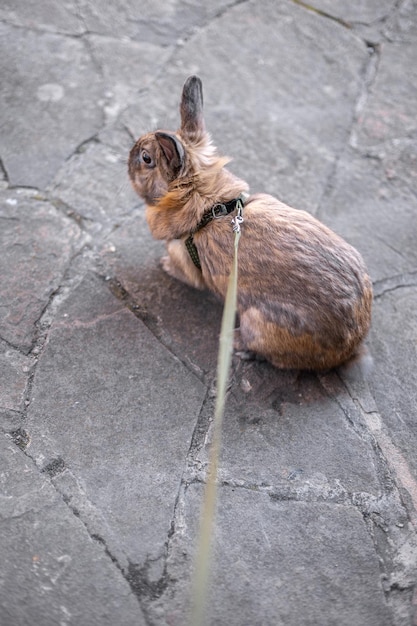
left=1, top=1, right=417, bottom=624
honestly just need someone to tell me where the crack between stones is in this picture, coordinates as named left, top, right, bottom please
left=54, top=478, right=150, bottom=620
left=107, top=384, right=215, bottom=609
left=0, top=156, right=9, bottom=183
left=370, top=231, right=412, bottom=263
left=130, top=389, right=215, bottom=613
left=115, top=0, right=252, bottom=131
left=349, top=42, right=381, bottom=145
left=4, top=445, right=153, bottom=620
left=15, top=251, right=94, bottom=419
left=184, top=465, right=391, bottom=518
left=373, top=271, right=417, bottom=299
left=30, top=258, right=86, bottom=345
left=172, top=0, right=252, bottom=46
left=0, top=334, right=29, bottom=357
left=219, top=475, right=392, bottom=510
left=101, top=274, right=207, bottom=383
left=209, top=0, right=252, bottom=24
left=81, top=33, right=105, bottom=81
left=217, top=463, right=417, bottom=619
left=315, top=41, right=381, bottom=218
left=324, top=370, right=417, bottom=530
left=0, top=18, right=83, bottom=38
left=290, top=0, right=353, bottom=29
left=291, top=0, right=402, bottom=35
left=53, top=461, right=176, bottom=621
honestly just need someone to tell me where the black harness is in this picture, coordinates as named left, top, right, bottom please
left=185, top=194, right=248, bottom=269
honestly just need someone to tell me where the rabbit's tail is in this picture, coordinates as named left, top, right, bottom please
left=338, top=343, right=374, bottom=381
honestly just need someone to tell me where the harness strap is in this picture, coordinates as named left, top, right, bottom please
left=185, top=193, right=248, bottom=269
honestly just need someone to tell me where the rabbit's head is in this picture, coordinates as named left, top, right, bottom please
left=128, top=76, right=217, bottom=206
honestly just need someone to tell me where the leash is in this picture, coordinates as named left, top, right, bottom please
left=190, top=201, right=244, bottom=626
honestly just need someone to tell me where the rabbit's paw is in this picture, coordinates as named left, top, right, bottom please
left=234, top=329, right=259, bottom=361
left=161, top=255, right=174, bottom=277
left=161, top=253, right=189, bottom=282
left=160, top=253, right=206, bottom=290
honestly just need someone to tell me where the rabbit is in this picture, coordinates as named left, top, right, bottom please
left=128, top=75, right=372, bottom=371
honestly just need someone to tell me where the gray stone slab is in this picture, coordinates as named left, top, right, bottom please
left=368, top=288, right=417, bottom=482
left=201, top=366, right=382, bottom=495
left=383, top=0, right=417, bottom=43
left=151, top=484, right=392, bottom=626
left=0, top=23, right=103, bottom=188
left=49, top=133, right=138, bottom=225
left=123, top=0, right=369, bottom=214
left=353, top=10, right=417, bottom=150
left=0, top=433, right=146, bottom=626
left=317, top=147, right=417, bottom=283
left=99, top=210, right=165, bottom=270
left=0, top=190, right=84, bottom=352
left=86, top=35, right=173, bottom=123
left=26, top=273, right=206, bottom=567
left=0, top=0, right=83, bottom=34
left=77, top=0, right=241, bottom=45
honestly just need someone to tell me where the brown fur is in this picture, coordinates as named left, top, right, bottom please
left=128, top=76, right=372, bottom=370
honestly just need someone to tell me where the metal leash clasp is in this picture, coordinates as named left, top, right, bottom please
left=231, top=199, right=244, bottom=233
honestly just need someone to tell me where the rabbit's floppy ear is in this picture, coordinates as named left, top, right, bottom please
left=180, top=75, right=205, bottom=140
left=155, top=131, right=185, bottom=172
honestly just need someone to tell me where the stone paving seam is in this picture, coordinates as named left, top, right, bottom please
left=320, top=372, right=417, bottom=616
left=315, top=42, right=380, bottom=218
left=291, top=0, right=354, bottom=30
left=373, top=271, right=417, bottom=298
left=13, top=442, right=154, bottom=621
left=319, top=372, right=401, bottom=493
left=103, top=274, right=209, bottom=383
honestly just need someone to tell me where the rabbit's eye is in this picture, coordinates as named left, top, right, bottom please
left=141, top=150, right=154, bottom=166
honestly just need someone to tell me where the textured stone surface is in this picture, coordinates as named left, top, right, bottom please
left=150, top=485, right=393, bottom=626
left=354, top=14, right=417, bottom=149
left=0, top=433, right=146, bottom=626
left=49, top=135, right=138, bottom=225
left=210, top=367, right=382, bottom=494
left=1, top=0, right=417, bottom=624
left=0, top=24, right=103, bottom=188
left=369, top=288, right=417, bottom=480
left=76, top=0, right=240, bottom=45
left=0, top=0, right=83, bottom=34
left=123, top=0, right=369, bottom=213
left=317, top=148, right=417, bottom=283
left=26, top=273, right=206, bottom=567
left=0, top=190, right=84, bottom=352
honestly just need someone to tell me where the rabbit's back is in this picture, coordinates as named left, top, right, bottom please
left=196, top=193, right=372, bottom=370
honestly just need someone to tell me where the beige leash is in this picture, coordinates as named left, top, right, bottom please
left=190, top=200, right=244, bottom=626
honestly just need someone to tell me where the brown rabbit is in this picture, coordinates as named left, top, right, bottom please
left=128, top=76, right=372, bottom=370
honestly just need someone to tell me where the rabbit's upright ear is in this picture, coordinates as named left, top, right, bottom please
left=180, top=75, right=205, bottom=141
